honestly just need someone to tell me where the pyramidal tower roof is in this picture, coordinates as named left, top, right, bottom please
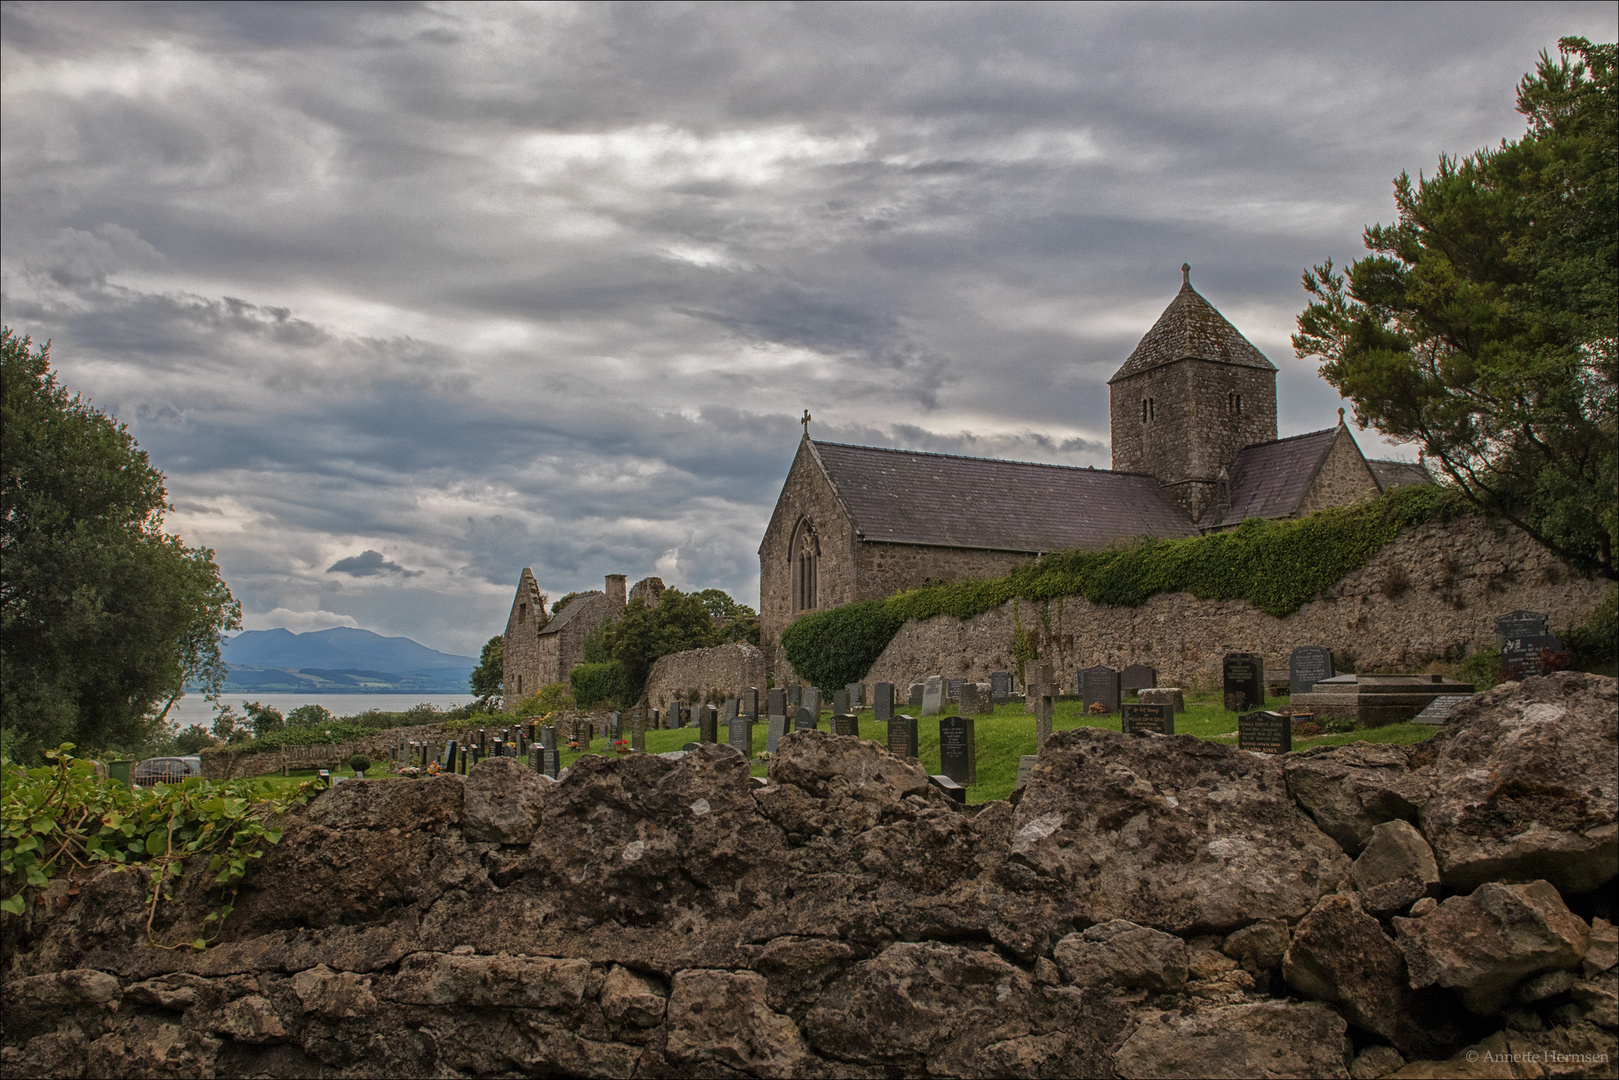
left=1108, top=265, right=1276, bottom=383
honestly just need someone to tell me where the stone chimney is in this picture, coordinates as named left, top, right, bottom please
left=605, top=574, right=627, bottom=610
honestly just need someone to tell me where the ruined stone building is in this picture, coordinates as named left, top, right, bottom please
left=501, top=572, right=669, bottom=710
left=758, top=266, right=1429, bottom=657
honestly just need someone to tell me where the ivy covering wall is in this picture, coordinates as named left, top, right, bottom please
left=781, top=485, right=1470, bottom=690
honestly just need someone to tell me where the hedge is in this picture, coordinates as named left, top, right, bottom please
left=783, top=485, right=1470, bottom=687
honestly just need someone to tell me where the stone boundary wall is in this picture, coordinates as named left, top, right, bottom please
left=643, top=643, right=766, bottom=709
left=197, top=722, right=459, bottom=780
left=856, top=516, right=1610, bottom=692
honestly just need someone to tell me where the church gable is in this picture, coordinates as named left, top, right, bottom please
left=1200, top=422, right=1380, bottom=529
left=758, top=438, right=859, bottom=645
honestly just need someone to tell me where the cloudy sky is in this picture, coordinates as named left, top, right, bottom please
left=3, top=2, right=1610, bottom=657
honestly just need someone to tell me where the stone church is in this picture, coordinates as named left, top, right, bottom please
left=758, top=267, right=1429, bottom=660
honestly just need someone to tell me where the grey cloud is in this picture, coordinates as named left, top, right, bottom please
left=327, top=550, right=422, bottom=578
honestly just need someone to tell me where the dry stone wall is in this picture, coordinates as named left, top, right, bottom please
left=5, top=674, right=1615, bottom=1079
left=642, top=642, right=766, bottom=709
left=862, top=516, right=1610, bottom=691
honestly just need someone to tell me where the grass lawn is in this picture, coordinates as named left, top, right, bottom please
left=539, top=689, right=1440, bottom=805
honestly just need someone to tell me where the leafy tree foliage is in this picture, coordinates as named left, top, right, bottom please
left=598, top=589, right=720, bottom=701
left=1, top=330, right=241, bottom=761
left=243, top=701, right=285, bottom=739
left=1293, top=38, right=1617, bottom=579
left=173, top=725, right=217, bottom=755
left=285, top=704, right=335, bottom=727
left=469, top=635, right=503, bottom=708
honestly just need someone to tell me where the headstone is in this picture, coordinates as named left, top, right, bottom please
left=1223, top=653, right=1265, bottom=712
left=887, top=714, right=920, bottom=761
left=699, top=705, right=719, bottom=744
left=1237, top=710, right=1292, bottom=754
left=631, top=714, right=646, bottom=753
left=938, top=715, right=977, bottom=786
left=1289, top=646, right=1335, bottom=697
left=1015, top=755, right=1038, bottom=791
left=801, top=686, right=821, bottom=719
left=787, top=684, right=801, bottom=709
left=608, top=712, right=622, bottom=741
left=766, top=714, right=787, bottom=753
left=958, top=681, right=979, bottom=715
left=1035, top=663, right=1055, bottom=751
left=847, top=683, right=864, bottom=708
left=1501, top=633, right=1564, bottom=679
left=873, top=683, right=895, bottom=723
left=908, top=683, right=924, bottom=708
left=723, top=698, right=739, bottom=725
left=766, top=688, right=787, bottom=718
left=1122, top=702, right=1175, bottom=736
left=1080, top=665, right=1122, bottom=715
left=989, top=671, right=1013, bottom=701
left=921, top=675, right=944, bottom=716
left=946, top=677, right=964, bottom=701
left=831, top=713, right=859, bottom=737
left=793, top=706, right=816, bottom=732
left=529, top=746, right=541, bottom=772
left=728, top=715, right=752, bottom=755
left=928, top=774, right=966, bottom=806
left=973, top=682, right=996, bottom=715
left=743, top=687, right=758, bottom=720
left=832, top=689, right=849, bottom=716
left=1494, top=609, right=1549, bottom=643
left=542, top=747, right=560, bottom=779
left=1120, top=663, right=1158, bottom=697
left=1413, top=694, right=1473, bottom=724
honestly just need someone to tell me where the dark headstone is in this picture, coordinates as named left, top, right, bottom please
left=847, top=682, right=864, bottom=709
left=728, top=716, right=752, bottom=755
left=1236, top=710, right=1291, bottom=753
left=873, top=683, right=895, bottom=723
left=1494, top=609, right=1549, bottom=643
left=1120, top=663, right=1158, bottom=696
left=787, top=684, right=801, bottom=709
left=1034, top=663, right=1055, bottom=751
left=832, top=689, right=849, bottom=716
left=887, top=714, right=920, bottom=761
left=744, top=687, right=758, bottom=720
left=928, top=774, right=966, bottom=806
left=529, top=746, right=541, bottom=772
left=938, top=715, right=977, bottom=786
left=989, top=671, right=1013, bottom=701
left=722, top=698, right=739, bottom=725
left=1289, top=646, right=1335, bottom=696
left=700, top=705, right=719, bottom=744
left=608, top=712, right=622, bottom=741
left=1502, top=633, right=1565, bottom=679
left=631, top=714, right=646, bottom=753
left=946, top=677, right=964, bottom=701
left=542, top=747, right=560, bottom=779
left=1080, top=665, right=1122, bottom=715
left=766, top=715, right=786, bottom=754
left=793, top=706, right=816, bottom=733
left=801, top=686, right=820, bottom=719
left=766, top=688, right=787, bottom=718
left=909, top=683, right=924, bottom=708
left=1413, top=694, right=1473, bottom=724
left=921, top=675, right=944, bottom=716
left=1223, top=653, right=1265, bottom=712
left=958, top=681, right=980, bottom=715
left=831, top=713, right=859, bottom=737
left=1122, top=702, right=1175, bottom=736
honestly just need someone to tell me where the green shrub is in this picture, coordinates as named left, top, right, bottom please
left=570, top=661, right=629, bottom=709
left=515, top=683, right=575, bottom=716
left=780, top=599, right=903, bottom=693
left=1566, top=588, right=1619, bottom=672
left=348, top=754, right=371, bottom=774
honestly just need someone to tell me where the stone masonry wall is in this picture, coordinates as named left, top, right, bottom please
left=861, top=515, right=1610, bottom=692
left=643, top=643, right=767, bottom=710
left=500, top=569, right=549, bottom=711
left=1299, top=425, right=1379, bottom=515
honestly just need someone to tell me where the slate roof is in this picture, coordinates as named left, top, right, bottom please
left=538, top=591, right=605, bottom=637
left=1110, top=277, right=1276, bottom=383
left=810, top=440, right=1199, bottom=553
left=1369, top=459, right=1434, bottom=492
left=1198, top=427, right=1338, bottom=529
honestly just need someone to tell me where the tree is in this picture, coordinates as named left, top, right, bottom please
left=243, top=701, right=284, bottom=739
left=1293, top=38, right=1617, bottom=580
left=173, top=724, right=217, bottom=755
left=599, top=589, right=720, bottom=701
left=1, top=329, right=241, bottom=760
left=286, top=704, right=336, bottom=728
left=469, top=635, right=503, bottom=709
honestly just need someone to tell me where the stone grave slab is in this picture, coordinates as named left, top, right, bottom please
left=887, top=714, right=920, bottom=761
left=699, top=705, right=719, bottom=744
left=973, top=683, right=996, bottom=716
left=1223, top=653, right=1265, bottom=712
left=946, top=677, right=964, bottom=701
left=921, top=675, right=944, bottom=716
left=873, top=682, right=894, bottom=723
left=1034, top=663, right=1055, bottom=751
left=909, top=683, right=924, bottom=708
left=938, top=715, right=977, bottom=786
left=1502, top=634, right=1564, bottom=679
left=802, top=686, right=821, bottom=719
left=1120, top=663, right=1158, bottom=697
left=793, top=706, right=817, bottom=733
left=1237, top=710, right=1291, bottom=754
left=766, top=715, right=787, bottom=754
left=631, top=715, right=646, bottom=753
left=542, top=747, right=560, bottom=778
left=1015, top=754, right=1039, bottom=791
left=728, top=716, right=752, bottom=755
left=1080, top=665, right=1122, bottom=715
left=743, top=687, right=759, bottom=720
left=928, top=774, right=966, bottom=806
left=1494, top=609, right=1548, bottom=642
left=1122, top=702, right=1175, bottom=736
left=957, top=681, right=980, bottom=715
left=1413, top=694, right=1474, bottom=725
left=767, top=688, right=787, bottom=718
left=832, top=689, right=849, bottom=716
left=846, top=682, right=864, bottom=708
left=787, top=685, right=801, bottom=709
left=831, top=713, right=859, bottom=737
left=1289, top=646, right=1335, bottom=698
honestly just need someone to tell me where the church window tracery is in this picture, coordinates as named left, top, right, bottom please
left=790, top=517, right=820, bottom=612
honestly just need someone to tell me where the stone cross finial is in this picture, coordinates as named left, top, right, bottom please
left=801, top=409, right=812, bottom=435
left=1338, top=406, right=1345, bottom=424
left=1182, top=263, right=1191, bottom=285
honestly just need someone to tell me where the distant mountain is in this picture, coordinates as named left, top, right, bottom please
left=208, top=627, right=478, bottom=695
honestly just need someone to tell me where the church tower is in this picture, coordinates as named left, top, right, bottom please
left=1108, top=266, right=1277, bottom=521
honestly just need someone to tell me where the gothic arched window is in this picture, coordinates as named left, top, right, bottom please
left=789, top=517, right=820, bottom=612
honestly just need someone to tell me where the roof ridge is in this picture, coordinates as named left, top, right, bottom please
left=1237, top=426, right=1337, bottom=451
left=812, top=439, right=1114, bottom=474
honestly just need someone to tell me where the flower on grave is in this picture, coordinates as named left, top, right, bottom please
left=1088, top=701, right=1107, bottom=714
left=427, top=761, right=441, bottom=774
left=613, top=738, right=630, bottom=753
